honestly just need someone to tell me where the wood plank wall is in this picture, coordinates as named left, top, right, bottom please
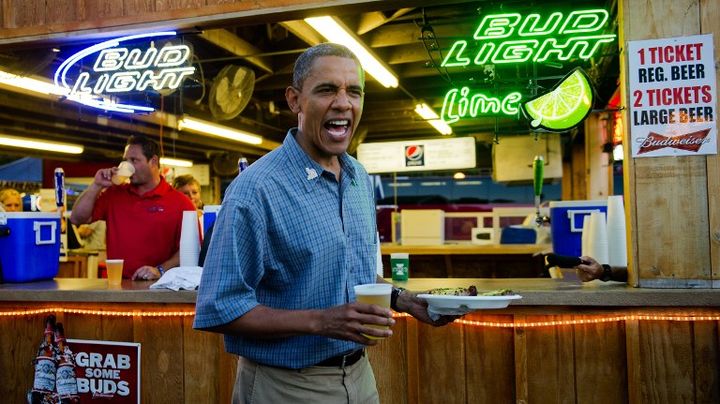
left=623, top=0, right=720, bottom=287
left=1, top=303, right=719, bottom=404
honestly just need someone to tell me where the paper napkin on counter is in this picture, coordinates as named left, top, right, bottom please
left=150, top=266, right=203, bottom=291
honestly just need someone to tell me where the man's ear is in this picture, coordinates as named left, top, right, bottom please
left=151, top=155, right=160, bottom=168
left=285, top=86, right=301, bottom=114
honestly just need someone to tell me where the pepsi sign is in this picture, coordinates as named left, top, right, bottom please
left=405, top=145, right=425, bottom=167
left=54, top=32, right=196, bottom=113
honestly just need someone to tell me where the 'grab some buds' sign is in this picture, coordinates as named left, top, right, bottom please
left=54, top=31, right=195, bottom=113
left=68, top=339, right=141, bottom=403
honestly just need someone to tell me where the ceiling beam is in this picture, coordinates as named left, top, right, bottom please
left=356, top=8, right=415, bottom=35
left=387, top=43, right=428, bottom=65
left=199, top=29, right=274, bottom=74
left=279, top=20, right=323, bottom=46
left=368, top=21, right=476, bottom=48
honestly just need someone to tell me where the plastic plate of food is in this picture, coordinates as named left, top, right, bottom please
left=418, top=287, right=522, bottom=314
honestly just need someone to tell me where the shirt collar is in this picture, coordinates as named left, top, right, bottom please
left=127, top=176, right=170, bottom=198
left=283, top=128, right=358, bottom=192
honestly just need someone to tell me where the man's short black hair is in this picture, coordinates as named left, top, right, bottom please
left=126, top=135, right=159, bottom=166
left=292, top=43, right=364, bottom=90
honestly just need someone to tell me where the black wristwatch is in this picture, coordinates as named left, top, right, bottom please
left=391, top=287, right=405, bottom=312
left=600, top=264, right=613, bottom=282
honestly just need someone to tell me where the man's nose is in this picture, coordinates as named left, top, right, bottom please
left=332, top=90, right=352, bottom=109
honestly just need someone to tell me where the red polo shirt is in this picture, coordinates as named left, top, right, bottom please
left=92, top=177, right=196, bottom=278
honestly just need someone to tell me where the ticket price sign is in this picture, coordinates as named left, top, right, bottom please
left=628, top=34, right=717, bottom=157
left=67, top=339, right=141, bottom=403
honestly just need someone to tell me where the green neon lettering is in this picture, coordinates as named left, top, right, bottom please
left=492, top=40, right=539, bottom=64
left=442, top=88, right=521, bottom=124
left=559, top=9, right=609, bottom=34
left=441, top=40, right=471, bottom=67
left=473, top=42, right=495, bottom=65
left=474, top=13, right=521, bottom=39
left=518, top=12, right=562, bottom=36
left=441, top=9, right=616, bottom=66
left=533, top=35, right=616, bottom=62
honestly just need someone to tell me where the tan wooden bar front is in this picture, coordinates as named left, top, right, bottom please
left=1, top=279, right=718, bottom=403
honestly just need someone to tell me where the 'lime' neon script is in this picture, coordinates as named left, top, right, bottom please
left=54, top=32, right=196, bottom=113
left=442, top=9, right=616, bottom=66
left=441, top=88, right=522, bottom=124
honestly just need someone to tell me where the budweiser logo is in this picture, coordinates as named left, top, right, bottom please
left=637, top=128, right=711, bottom=154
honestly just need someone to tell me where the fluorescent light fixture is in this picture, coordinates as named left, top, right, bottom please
left=178, top=116, right=263, bottom=145
left=160, top=157, right=193, bottom=167
left=0, top=70, right=67, bottom=96
left=0, top=133, right=83, bottom=154
left=305, top=16, right=399, bottom=88
left=415, top=103, right=453, bottom=135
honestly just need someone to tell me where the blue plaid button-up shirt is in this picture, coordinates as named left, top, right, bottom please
left=194, top=129, right=378, bottom=369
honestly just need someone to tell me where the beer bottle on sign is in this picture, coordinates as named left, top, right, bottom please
left=29, top=315, right=58, bottom=404
left=54, top=323, right=80, bottom=403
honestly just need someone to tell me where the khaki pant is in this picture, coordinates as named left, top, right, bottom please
left=232, top=355, right=379, bottom=404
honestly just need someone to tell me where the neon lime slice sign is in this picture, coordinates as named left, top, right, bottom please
left=442, top=9, right=616, bottom=66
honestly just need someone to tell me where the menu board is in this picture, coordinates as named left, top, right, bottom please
left=628, top=34, right=717, bottom=158
left=356, top=137, right=476, bottom=173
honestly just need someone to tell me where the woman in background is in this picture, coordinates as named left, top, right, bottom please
left=172, top=174, right=204, bottom=211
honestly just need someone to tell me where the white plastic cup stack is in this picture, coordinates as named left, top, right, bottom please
left=179, top=210, right=201, bottom=267
left=586, top=211, right=609, bottom=264
left=581, top=214, right=592, bottom=257
left=606, top=195, right=627, bottom=267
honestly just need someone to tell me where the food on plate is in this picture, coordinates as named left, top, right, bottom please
left=479, top=288, right=515, bottom=296
left=428, top=286, right=478, bottom=296
left=427, top=286, right=515, bottom=297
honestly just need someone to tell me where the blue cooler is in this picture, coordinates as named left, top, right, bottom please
left=549, top=200, right=607, bottom=257
left=202, top=205, right=222, bottom=237
left=0, top=212, right=61, bottom=282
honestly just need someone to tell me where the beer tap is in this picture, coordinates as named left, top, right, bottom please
left=533, top=155, right=548, bottom=227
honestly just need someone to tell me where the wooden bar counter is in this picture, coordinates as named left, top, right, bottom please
left=1, top=278, right=719, bottom=403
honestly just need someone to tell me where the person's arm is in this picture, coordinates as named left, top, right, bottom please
left=70, top=168, right=115, bottom=225
left=131, top=251, right=179, bottom=280
left=376, top=275, right=457, bottom=326
left=206, top=302, right=394, bottom=344
left=576, top=256, right=628, bottom=282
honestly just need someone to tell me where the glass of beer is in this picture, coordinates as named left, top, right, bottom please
left=354, top=283, right=392, bottom=339
left=106, top=259, right=124, bottom=286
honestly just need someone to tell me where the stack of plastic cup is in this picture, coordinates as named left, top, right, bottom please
left=179, top=210, right=200, bottom=267
left=606, top=195, right=627, bottom=267
left=581, top=215, right=592, bottom=257
left=586, top=211, right=609, bottom=264
left=112, top=161, right=135, bottom=185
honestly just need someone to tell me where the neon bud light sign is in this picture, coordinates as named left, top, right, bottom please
left=54, top=32, right=196, bottom=113
left=441, top=9, right=616, bottom=66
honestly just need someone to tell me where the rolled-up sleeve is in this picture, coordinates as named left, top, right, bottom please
left=193, top=198, right=266, bottom=329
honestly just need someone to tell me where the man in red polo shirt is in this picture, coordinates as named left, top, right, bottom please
left=71, top=135, right=196, bottom=280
